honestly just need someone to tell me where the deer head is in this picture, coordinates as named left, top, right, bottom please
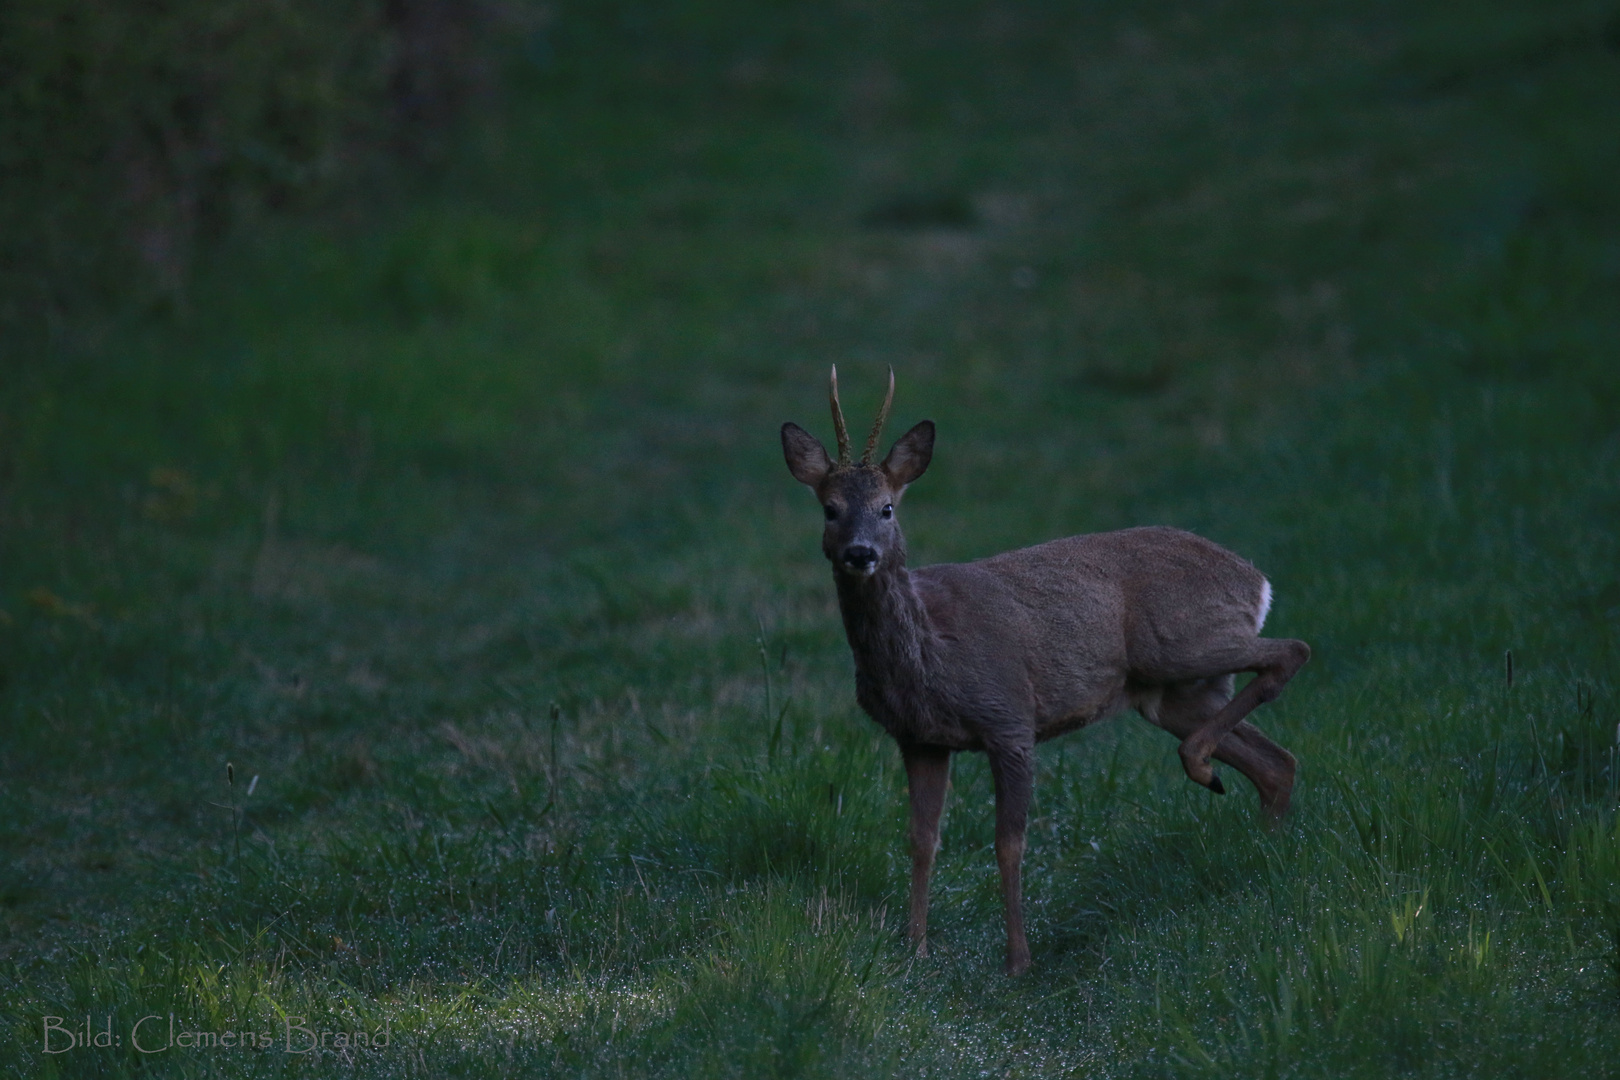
left=781, top=367, right=935, bottom=578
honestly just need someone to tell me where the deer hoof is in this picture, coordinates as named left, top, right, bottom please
left=1004, top=952, right=1030, bottom=977
left=1179, top=743, right=1217, bottom=789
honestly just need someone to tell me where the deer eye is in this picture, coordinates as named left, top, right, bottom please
left=881, top=503, right=894, bottom=519
left=823, top=505, right=838, bottom=521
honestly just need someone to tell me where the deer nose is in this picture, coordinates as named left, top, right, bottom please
left=842, top=545, right=878, bottom=571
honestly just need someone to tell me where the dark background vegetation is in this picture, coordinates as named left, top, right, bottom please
left=0, top=0, right=504, bottom=320
left=2, top=0, right=1619, bottom=1076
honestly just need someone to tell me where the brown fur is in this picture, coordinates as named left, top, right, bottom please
left=781, top=375, right=1308, bottom=976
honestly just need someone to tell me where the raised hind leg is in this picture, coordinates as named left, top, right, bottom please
left=1173, top=639, right=1308, bottom=801
left=1144, top=676, right=1298, bottom=819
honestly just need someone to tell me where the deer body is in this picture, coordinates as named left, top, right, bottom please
left=783, top=370, right=1308, bottom=976
left=846, top=528, right=1272, bottom=749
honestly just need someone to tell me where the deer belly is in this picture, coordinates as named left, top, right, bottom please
left=1033, top=687, right=1131, bottom=742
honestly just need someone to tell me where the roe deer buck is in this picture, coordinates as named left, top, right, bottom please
left=781, top=368, right=1308, bottom=976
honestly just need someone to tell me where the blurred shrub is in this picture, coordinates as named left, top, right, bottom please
left=0, top=0, right=514, bottom=325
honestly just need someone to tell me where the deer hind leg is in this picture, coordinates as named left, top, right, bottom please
left=1177, top=639, right=1309, bottom=801
left=902, top=743, right=952, bottom=957
left=988, top=744, right=1035, bottom=976
left=1147, top=677, right=1297, bottom=819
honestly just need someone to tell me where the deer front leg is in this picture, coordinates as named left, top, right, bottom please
left=902, top=743, right=951, bottom=957
left=989, top=745, right=1035, bottom=976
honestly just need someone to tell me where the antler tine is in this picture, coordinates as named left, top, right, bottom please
left=862, top=366, right=896, bottom=464
left=829, top=365, right=853, bottom=465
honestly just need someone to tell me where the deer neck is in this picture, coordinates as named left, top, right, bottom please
left=834, top=542, right=934, bottom=721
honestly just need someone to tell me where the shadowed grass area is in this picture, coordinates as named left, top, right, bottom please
left=3, top=0, right=1619, bottom=1075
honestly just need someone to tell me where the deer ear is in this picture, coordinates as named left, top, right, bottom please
left=882, top=420, right=934, bottom=487
left=781, top=422, right=833, bottom=487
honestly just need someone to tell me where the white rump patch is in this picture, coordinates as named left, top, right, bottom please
left=1256, top=578, right=1273, bottom=633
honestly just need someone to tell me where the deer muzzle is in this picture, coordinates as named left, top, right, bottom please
left=840, top=544, right=880, bottom=575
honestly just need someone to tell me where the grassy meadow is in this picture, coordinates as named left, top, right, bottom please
left=3, top=0, right=1620, bottom=1075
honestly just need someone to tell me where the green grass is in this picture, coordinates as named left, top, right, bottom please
left=3, top=0, right=1620, bottom=1075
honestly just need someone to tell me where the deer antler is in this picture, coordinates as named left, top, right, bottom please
left=862, top=366, right=895, bottom=464
left=829, top=365, right=853, bottom=465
